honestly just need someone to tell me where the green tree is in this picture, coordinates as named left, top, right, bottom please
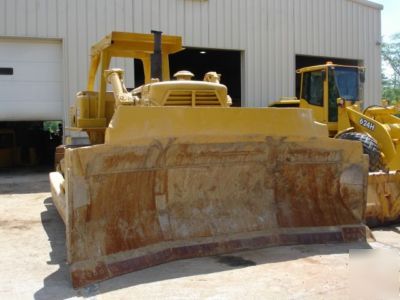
left=382, top=33, right=400, bottom=103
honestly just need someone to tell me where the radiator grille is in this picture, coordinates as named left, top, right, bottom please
left=164, top=90, right=221, bottom=106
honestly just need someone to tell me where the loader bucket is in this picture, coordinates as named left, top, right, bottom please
left=366, top=171, right=400, bottom=226
left=50, top=107, right=369, bottom=288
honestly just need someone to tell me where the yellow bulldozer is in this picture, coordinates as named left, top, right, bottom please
left=272, top=62, right=400, bottom=225
left=50, top=32, right=371, bottom=288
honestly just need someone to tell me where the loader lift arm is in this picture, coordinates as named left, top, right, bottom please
left=345, top=105, right=398, bottom=169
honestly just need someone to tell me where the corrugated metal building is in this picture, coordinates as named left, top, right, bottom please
left=0, top=0, right=382, bottom=124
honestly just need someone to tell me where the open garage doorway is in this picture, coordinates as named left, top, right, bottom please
left=295, top=55, right=361, bottom=98
left=0, top=38, right=63, bottom=171
left=0, top=121, right=62, bottom=170
left=135, top=48, right=242, bottom=107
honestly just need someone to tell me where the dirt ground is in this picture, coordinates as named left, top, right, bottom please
left=0, top=170, right=399, bottom=300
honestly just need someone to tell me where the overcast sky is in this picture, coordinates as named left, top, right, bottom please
left=373, top=0, right=400, bottom=40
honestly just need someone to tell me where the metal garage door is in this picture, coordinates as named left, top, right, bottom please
left=0, top=39, right=62, bottom=121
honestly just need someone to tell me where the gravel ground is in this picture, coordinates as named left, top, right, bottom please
left=0, top=170, right=398, bottom=300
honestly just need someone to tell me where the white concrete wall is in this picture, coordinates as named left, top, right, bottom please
left=0, top=0, right=382, bottom=123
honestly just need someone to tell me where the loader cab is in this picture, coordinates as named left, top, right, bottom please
left=298, top=63, right=365, bottom=136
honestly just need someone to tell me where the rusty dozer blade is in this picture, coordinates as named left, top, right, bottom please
left=366, top=171, right=400, bottom=226
left=50, top=107, right=370, bottom=288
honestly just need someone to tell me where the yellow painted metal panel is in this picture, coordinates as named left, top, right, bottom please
left=105, top=106, right=328, bottom=145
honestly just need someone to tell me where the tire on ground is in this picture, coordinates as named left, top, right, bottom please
left=336, top=132, right=383, bottom=172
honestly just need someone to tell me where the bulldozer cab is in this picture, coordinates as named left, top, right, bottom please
left=297, top=63, right=365, bottom=136
left=69, top=31, right=233, bottom=145
left=84, top=31, right=183, bottom=128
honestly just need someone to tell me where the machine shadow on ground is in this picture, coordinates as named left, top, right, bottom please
left=374, top=225, right=400, bottom=234
left=34, top=197, right=77, bottom=300
left=34, top=198, right=372, bottom=299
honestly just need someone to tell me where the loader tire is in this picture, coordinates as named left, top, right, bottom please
left=336, top=132, right=383, bottom=172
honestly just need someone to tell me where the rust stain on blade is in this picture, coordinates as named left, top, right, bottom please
left=366, top=171, right=400, bottom=226
left=63, top=136, right=368, bottom=288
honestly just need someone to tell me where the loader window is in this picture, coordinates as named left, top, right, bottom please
left=302, top=71, right=323, bottom=106
left=333, top=67, right=359, bottom=101
left=328, top=68, right=339, bottom=122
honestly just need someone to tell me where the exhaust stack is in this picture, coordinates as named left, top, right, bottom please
left=151, top=30, right=163, bottom=80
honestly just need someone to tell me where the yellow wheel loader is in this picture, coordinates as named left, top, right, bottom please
left=50, top=32, right=369, bottom=288
left=272, top=62, right=400, bottom=225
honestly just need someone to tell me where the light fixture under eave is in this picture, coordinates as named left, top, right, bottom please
left=200, top=51, right=207, bottom=54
